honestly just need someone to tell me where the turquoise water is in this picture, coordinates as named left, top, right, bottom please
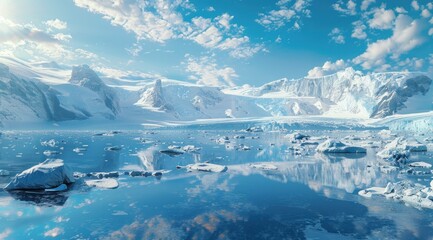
left=1, top=129, right=433, bottom=239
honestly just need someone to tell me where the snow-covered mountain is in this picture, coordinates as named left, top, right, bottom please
left=1, top=56, right=432, bottom=128
left=230, top=68, right=432, bottom=119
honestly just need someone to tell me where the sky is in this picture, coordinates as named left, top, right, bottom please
left=0, top=0, right=432, bottom=87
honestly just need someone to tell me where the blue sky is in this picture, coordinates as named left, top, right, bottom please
left=0, top=0, right=432, bottom=87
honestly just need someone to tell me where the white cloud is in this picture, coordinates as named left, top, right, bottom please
left=353, top=14, right=426, bottom=69
left=361, top=0, right=375, bottom=11
left=411, top=1, right=420, bottom=11
left=256, top=0, right=311, bottom=30
left=421, top=9, right=431, bottom=18
left=430, top=17, right=433, bottom=24
left=329, top=28, right=345, bottom=44
left=307, top=59, right=347, bottom=78
left=185, top=55, right=238, bottom=87
left=207, top=6, right=215, bottom=12
left=428, top=3, right=433, bottom=10
left=352, top=21, right=367, bottom=39
left=395, top=7, right=408, bottom=14
left=368, top=8, right=395, bottom=30
left=74, top=0, right=260, bottom=58
left=0, top=17, right=59, bottom=44
left=333, top=0, right=357, bottom=16
left=53, top=33, right=72, bottom=42
left=45, top=19, right=67, bottom=30
left=429, top=28, right=433, bottom=36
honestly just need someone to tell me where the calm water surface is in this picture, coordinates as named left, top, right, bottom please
left=1, top=128, right=433, bottom=239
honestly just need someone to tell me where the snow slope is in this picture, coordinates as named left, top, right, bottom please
left=1, top=56, right=432, bottom=129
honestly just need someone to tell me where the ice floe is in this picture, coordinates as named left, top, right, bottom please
left=407, top=161, right=432, bottom=168
left=359, top=180, right=433, bottom=209
left=4, top=159, right=75, bottom=191
left=377, top=137, right=426, bottom=160
left=85, top=179, right=119, bottom=189
left=249, top=163, right=278, bottom=170
left=185, top=163, right=228, bottom=173
left=316, top=139, right=366, bottom=154
left=41, top=139, right=58, bottom=147
left=286, top=132, right=310, bottom=142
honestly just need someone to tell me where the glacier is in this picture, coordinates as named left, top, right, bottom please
left=1, top=56, right=433, bottom=130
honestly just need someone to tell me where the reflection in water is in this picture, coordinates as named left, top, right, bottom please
left=8, top=191, right=69, bottom=206
left=137, top=146, right=164, bottom=171
left=100, top=150, right=120, bottom=171
left=229, top=157, right=392, bottom=194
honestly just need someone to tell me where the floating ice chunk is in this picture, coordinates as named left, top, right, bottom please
left=316, top=139, right=366, bottom=154
left=186, top=163, right=227, bottom=173
left=245, top=126, right=263, bottom=132
left=216, top=136, right=230, bottom=144
left=168, top=145, right=181, bottom=150
left=408, top=162, right=432, bottom=168
left=0, top=169, right=10, bottom=176
left=43, top=150, right=60, bottom=156
left=182, top=145, right=201, bottom=153
left=377, top=137, right=426, bottom=160
left=249, top=163, right=278, bottom=170
left=358, top=187, right=385, bottom=198
left=85, top=179, right=119, bottom=189
left=286, top=132, right=310, bottom=142
left=73, top=147, right=87, bottom=153
left=359, top=181, right=433, bottom=209
left=104, top=146, right=122, bottom=151
left=160, top=149, right=184, bottom=156
left=89, top=171, right=119, bottom=179
left=41, top=139, right=58, bottom=147
left=45, top=184, right=67, bottom=192
left=4, top=159, right=75, bottom=191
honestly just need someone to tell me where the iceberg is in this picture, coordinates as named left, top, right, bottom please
left=316, top=139, right=366, bottom=154
left=377, top=137, right=426, bottom=160
left=186, top=163, right=228, bottom=173
left=4, top=159, right=75, bottom=191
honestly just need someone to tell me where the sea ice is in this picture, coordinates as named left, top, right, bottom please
left=316, top=139, right=366, bottom=153
left=186, top=163, right=228, bottom=173
left=377, top=137, right=426, bottom=160
left=4, top=159, right=75, bottom=191
left=85, top=179, right=119, bottom=189
left=408, top=162, right=432, bottom=168
left=249, top=163, right=278, bottom=170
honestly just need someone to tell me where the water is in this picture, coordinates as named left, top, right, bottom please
left=1, top=128, right=433, bottom=239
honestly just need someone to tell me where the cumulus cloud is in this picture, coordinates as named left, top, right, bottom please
left=421, top=9, right=431, bottom=18
left=74, top=0, right=261, bottom=58
left=411, top=1, right=420, bottom=11
left=256, top=0, right=311, bottom=30
left=353, top=14, right=427, bottom=69
left=185, top=55, right=238, bottom=87
left=352, top=21, right=367, bottom=39
left=45, top=19, right=67, bottom=30
left=307, top=59, right=347, bottom=78
left=361, top=0, right=375, bottom=11
left=329, top=28, right=345, bottom=44
left=368, top=8, right=395, bottom=29
left=333, top=0, right=357, bottom=16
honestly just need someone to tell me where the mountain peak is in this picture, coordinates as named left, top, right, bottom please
left=69, top=64, right=101, bottom=85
